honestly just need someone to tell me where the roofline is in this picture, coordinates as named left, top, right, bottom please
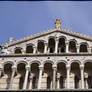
left=6, top=28, right=92, bottom=47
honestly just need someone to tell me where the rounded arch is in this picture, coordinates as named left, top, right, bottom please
left=70, top=60, right=81, bottom=66
left=26, top=43, right=34, bottom=53
left=38, top=40, right=45, bottom=43
left=48, top=36, right=56, bottom=40
left=29, top=60, right=41, bottom=66
left=58, top=36, right=66, bottom=53
left=83, top=60, right=92, bottom=64
left=14, top=47, right=22, bottom=54
left=48, top=36, right=55, bottom=53
left=3, top=61, right=14, bottom=66
left=69, top=39, right=78, bottom=45
left=69, top=39, right=77, bottom=53
left=79, top=42, right=89, bottom=48
left=26, top=43, right=34, bottom=47
left=16, top=60, right=28, bottom=66
left=37, top=40, right=45, bottom=53
left=59, top=36, right=67, bottom=40
left=55, top=60, right=68, bottom=65
left=79, top=42, right=88, bottom=52
left=43, top=60, right=54, bottom=65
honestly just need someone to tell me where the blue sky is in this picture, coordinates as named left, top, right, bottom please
left=0, top=1, right=92, bottom=45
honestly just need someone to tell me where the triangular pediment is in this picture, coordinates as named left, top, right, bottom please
left=5, top=28, right=92, bottom=47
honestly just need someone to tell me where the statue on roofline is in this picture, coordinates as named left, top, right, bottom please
left=55, top=19, right=61, bottom=29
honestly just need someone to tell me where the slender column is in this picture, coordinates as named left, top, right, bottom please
left=88, top=47, right=91, bottom=53
left=55, top=37, right=59, bottom=53
left=29, top=73, right=33, bottom=89
left=23, top=65, right=30, bottom=89
left=0, top=68, right=3, bottom=77
left=38, top=66, right=43, bottom=89
left=80, top=65, right=84, bottom=89
left=66, top=65, right=70, bottom=89
left=48, top=48, right=50, bottom=53
left=65, top=41, right=69, bottom=53
left=44, top=42, right=48, bottom=53
left=33, top=46, right=37, bottom=54
left=52, top=65, right=57, bottom=89
left=9, top=66, right=16, bottom=89
left=22, top=48, right=26, bottom=54
left=76, top=44, right=80, bottom=53
left=56, top=73, right=60, bottom=89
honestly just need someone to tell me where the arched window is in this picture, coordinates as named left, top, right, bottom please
left=26, top=44, right=33, bottom=53
left=15, top=47, right=22, bottom=54
left=37, top=41, right=44, bottom=53
left=84, top=62, right=92, bottom=88
left=80, top=43, right=88, bottom=52
left=4, top=63, right=12, bottom=89
left=70, top=62, right=80, bottom=89
left=48, top=37, right=55, bottom=53
left=58, top=37, right=66, bottom=53
left=17, top=63, right=26, bottom=89
left=69, top=40, right=77, bottom=53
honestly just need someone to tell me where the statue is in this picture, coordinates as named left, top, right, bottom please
left=55, top=19, right=61, bottom=29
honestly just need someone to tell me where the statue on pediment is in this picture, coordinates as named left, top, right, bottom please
left=55, top=19, right=61, bottom=29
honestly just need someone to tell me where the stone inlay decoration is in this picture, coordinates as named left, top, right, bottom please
left=0, top=19, right=92, bottom=90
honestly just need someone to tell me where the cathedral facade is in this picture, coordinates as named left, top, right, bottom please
left=0, top=19, right=92, bottom=90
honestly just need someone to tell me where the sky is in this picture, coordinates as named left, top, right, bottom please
left=0, top=1, right=92, bottom=45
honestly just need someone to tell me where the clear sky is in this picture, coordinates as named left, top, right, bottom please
left=0, top=1, right=92, bottom=45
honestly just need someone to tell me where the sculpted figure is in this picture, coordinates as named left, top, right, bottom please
left=55, top=19, right=61, bottom=29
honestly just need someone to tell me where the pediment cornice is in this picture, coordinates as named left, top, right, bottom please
left=5, top=28, right=92, bottom=47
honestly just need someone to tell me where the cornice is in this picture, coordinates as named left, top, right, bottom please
left=5, top=28, right=92, bottom=47
left=0, top=53, right=92, bottom=57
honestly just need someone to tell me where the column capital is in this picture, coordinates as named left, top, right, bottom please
left=55, top=37, right=59, bottom=41
left=76, top=44, right=80, bottom=48
left=12, top=65, right=17, bottom=71
left=66, top=65, right=70, bottom=70
left=52, top=65, right=57, bottom=69
left=88, top=47, right=91, bottom=49
left=44, top=41, right=48, bottom=45
left=57, top=73, right=60, bottom=79
left=39, top=65, right=44, bottom=70
left=80, top=65, right=84, bottom=70
left=65, top=40, right=69, bottom=45
left=25, top=65, right=30, bottom=71
left=33, top=45, right=36, bottom=48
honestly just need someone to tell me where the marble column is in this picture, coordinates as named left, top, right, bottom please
left=57, top=73, right=60, bottom=89
left=65, top=41, right=69, bottom=53
left=29, top=73, right=33, bottom=89
left=76, top=44, right=80, bottom=53
left=55, top=37, right=59, bottom=53
left=0, top=68, right=3, bottom=77
left=23, top=65, right=30, bottom=89
left=80, top=65, right=84, bottom=89
left=9, top=66, right=16, bottom=89
left=33, top=46, right=37, bottom=54
left=52, top=65, right=57, bottom=89
left=38, top=66, right=43, bottom=89
left=44, top=42, right=48, bottom=53
left=48, top=48, right=50, bottom=53
left=88, top=47, right=91, bottom=53
left=66, top=65, right=70, bottom=89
